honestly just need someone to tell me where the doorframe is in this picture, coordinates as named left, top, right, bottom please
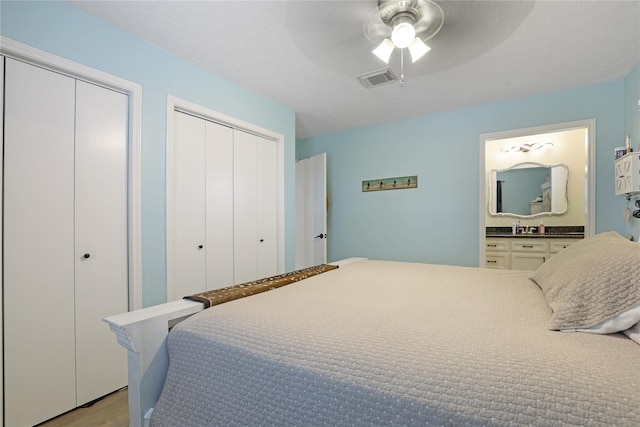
left=0, top=37, right=143, bottom=311
left=478, top=118, right=596, bottom=267
left=166, top=96, right=285, bottom=301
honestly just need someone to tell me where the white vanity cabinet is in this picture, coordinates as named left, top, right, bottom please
left=615, top=152, right=640, bottom=195
left=485, top=237, right=580, bottom=270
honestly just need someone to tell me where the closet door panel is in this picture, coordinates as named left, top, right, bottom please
left=205, top=121, right=234, bottom=290
left=233, top=130, right=258, bottom=284
left=74, top=80, right=129, bottom=405
left=3, top=58, right=77, bottom=426
left=172, top=112, right=207, bottom=298
left=256, top=136, right=278, bottom=278
left=0, top=56, right=4, bottom=427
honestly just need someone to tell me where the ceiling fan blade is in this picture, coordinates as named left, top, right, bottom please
left=411, top=0, right=445, bottom=42
left=408, top=37, right=431, bottom=62
left=364, top=4, right=392, bottom=42
left=372, top=38, right=395, bottom=63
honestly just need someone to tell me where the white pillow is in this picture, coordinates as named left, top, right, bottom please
left=531, top=231, right=640, bottom=332
left=562, top=302, right=640, bottom=334
left=623, top=320, right=640, bottom=344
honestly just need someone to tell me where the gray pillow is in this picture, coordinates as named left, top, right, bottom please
left=531, top=231, right=640, bottom=331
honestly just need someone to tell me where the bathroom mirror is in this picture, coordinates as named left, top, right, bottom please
left=488, top=162, right=568, bottom=217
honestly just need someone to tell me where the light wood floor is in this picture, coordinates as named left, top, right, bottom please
left=37, top=388, right=129, bottom=427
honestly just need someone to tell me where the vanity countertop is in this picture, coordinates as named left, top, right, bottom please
left=486, top=226, right=584, bottom=239
left=486, top=233, right=584, bottom=239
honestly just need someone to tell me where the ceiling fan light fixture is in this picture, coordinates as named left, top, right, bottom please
left=408, top=37, right=430, bottom=62
left=364, top=0, right=445, bottom=83
left=372, top=38, right=395, bottom=63
left=391, top=19, right=416, bottom=48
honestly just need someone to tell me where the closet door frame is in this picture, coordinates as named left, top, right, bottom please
left=0, top=36, right=143, bottom=310
left=166, top=95, right=285, bottom=301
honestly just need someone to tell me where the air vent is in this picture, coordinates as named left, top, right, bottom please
left=357, top=68, right=398, bottom=88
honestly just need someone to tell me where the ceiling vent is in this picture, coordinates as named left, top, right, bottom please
left=357, top=68, right=398, bottom=88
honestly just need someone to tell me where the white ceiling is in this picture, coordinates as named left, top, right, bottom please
left=66, top=0, right=640, bottom=139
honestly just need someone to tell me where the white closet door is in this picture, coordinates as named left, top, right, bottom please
left=256, top=136, right=278, bottom=278
left=171, top=112, right=207, bottom=298
left=74, top=80, right=128, bottom=405
left=234, top=130, right=278, bottom=283
left=205, top=121, right=234, bottom=290
left=4, top=58, right=77, bottom=426
left=234, top=130, right=259, bottom=284
left=0, top=55, right=5, bottom=427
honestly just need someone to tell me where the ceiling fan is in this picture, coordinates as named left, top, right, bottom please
left=364, top=0, right=444, bottom=82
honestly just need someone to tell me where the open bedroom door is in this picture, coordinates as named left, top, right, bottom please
left=295, top=153, right=327, bottom=269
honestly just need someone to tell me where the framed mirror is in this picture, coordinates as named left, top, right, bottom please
left=488, top=162, right=569, bottom=218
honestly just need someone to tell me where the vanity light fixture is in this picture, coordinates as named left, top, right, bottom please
left=500, top=142, right=554, bottom=153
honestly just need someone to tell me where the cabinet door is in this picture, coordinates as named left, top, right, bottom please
left=74, top=80, right=128, bottom=405
left=234, top=130, right=259, bottom=284
left=549, top=239, right=580, bottom=256
left=511, top=252, right=546, bottom=271
left=510, top=239, right=547, bottom=271
left=171, top=112, right=207, bottom=298
left=4, top=58, right=77, bottom=427
left=615, top=156, right=633, bottom=195
left=205, top=121, right=234, bottom=290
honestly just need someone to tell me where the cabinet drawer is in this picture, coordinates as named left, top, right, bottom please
left=485, top=252, right=509, bottom=269
left=549, top=239, right=580, bottom=254
left=510, top=239, right=547, bottom=252
left=485, top=239, right=508, bottom=251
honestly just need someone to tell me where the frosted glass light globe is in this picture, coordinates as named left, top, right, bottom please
left=391, top=22, right=415, bottom=48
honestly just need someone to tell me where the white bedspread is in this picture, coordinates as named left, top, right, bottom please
left=151, top=260, right=640, bottom=426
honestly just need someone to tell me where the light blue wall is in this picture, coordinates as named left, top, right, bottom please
left=624, top=63, right=640, bottom=239
left=298, top=79, right=629, bottom=265
left=1, top=0, right=297, bottom=307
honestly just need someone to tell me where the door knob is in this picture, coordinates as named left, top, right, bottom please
left=198, top=245, right=203, bottom=250
left=83, top=253, right=90, bottom=259
left=314, top=233, right=326, bottom=239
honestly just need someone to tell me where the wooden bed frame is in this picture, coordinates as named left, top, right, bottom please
left=104, top=258, right=366, bottom=427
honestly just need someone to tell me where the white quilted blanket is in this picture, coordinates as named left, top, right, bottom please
left=151, top=260, right=640, bottom=426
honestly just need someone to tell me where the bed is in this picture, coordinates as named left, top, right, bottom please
left=106, top=232, right=640, bottom=426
